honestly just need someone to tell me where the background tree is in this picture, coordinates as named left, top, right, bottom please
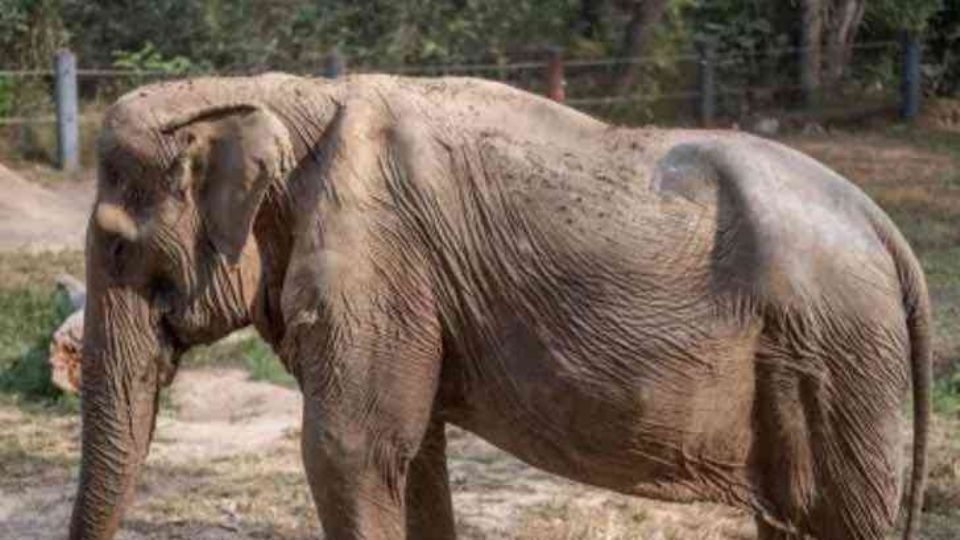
left=800, top=0, right=824, bottom=102
left=616, top=0, right=669, bottom=91
left=924, top=0, right=960, bottom=96
left=0, top=0, right=958, bottom=111
left=823, top=0, right=866, bottom=86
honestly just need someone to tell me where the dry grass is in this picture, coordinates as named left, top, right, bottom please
left=0, top=405, right=79, bottom=489
left=514, top=498, right=753, bottom=540
left=131, top=436, right=320, bottom=539
left=0, top=249, right=84, bottom=291
left=925, top=416, right=960, bottom=517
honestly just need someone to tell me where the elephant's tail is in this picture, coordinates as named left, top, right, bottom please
left=882, top=219, right=933, bottom=540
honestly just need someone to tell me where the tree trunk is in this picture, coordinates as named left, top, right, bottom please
left=800, top=0, right=824, bottom=105
left=823, top=0, right=866, bottom=87
left=577, top=0, right=606, bottom=40
left=616, top=0, right=668, bottom=93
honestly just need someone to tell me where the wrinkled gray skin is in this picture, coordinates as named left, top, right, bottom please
left=71, top=74, right=931, bottom=540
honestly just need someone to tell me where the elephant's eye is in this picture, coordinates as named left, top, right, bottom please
left=128, top=188, right=143, bottom=206
left=126, top=187, right=155, bottom=212
left=100, top=162, right=120, bottom=189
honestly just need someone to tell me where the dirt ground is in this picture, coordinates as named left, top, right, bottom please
left=2, top=365, right=957, bottom=539
left=1, top=128, right=959, bottom=539
left=1, top=366, right=762, bottom=540
left=0, top=162, right=94, bottom=252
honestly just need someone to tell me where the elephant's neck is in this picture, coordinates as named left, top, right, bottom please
left=250, top=80, right=342, bottom=349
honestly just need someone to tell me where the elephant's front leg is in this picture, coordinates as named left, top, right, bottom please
left=301, top=400, right=412, bottom=539
left=294, top=288, right=444, bottom=538
left=405, top=417, right=456, bottom=540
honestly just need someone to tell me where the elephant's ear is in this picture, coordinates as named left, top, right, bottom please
left=164, top=105, right=294, bottom=264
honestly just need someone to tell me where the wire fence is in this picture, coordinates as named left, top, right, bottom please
left=0, top=39, right=913, bottom=167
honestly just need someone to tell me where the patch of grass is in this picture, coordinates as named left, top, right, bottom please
left=924, top=415, right=960, bottom=526
left=184, top=331, right=295, bottom=388
left=933, top=365, right=960, bottom=417
left=0, top=250, right=85, bottom=290
left=0, top=404, right=80, bottom=489
left=242, top=338, right=295, bottom=386
left=886, top=126, right=960, bottom=165
left=922, top=248, right=960, bottom=366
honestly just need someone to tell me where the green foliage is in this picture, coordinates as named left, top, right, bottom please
left=924, top=0, right=960, bottom=95
left=0, top=286, right=74, bottom=401
left=185, top=331, right=295, bottom=387
left=685, top=0, right=791, bottom=52
left=0, top=0, right=30, bottom=63
left=112, top=42, right=196, bottom=74
left=0, top=0, right=955, bottom=103
left=240, top=337, right=295, bottom=386
left=933, top=366, right=960, bottom=416
left=59, top=0, right=207, bottom=69
left=681, top=0, right=796, bottom=114
left=0, top=0, right=66, bottom=67
left=0, top=0, right=65, bottom=119
left=867, top=0, right=944, bottom=33
left=0, top=76, right=14, bottom=117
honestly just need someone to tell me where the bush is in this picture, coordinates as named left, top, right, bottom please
left=0, top=286, right=75, bottom=401
left=0, top=76, right=13, bottom=118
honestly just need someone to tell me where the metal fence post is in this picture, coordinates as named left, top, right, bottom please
left=323, top=48, right=346, bottom=78
left=546, top=48, right=565, bottom=102
left=698, top=42, right=716, bottom=127
left=900, top=31, right=922, bottom=121
left=54, top=49, right=79, bottom=172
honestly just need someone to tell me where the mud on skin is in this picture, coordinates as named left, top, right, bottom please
left=72, top=73, right=931, bottom=540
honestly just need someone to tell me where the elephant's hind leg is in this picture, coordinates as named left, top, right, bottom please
left=754, top=306, right=909, bottom=540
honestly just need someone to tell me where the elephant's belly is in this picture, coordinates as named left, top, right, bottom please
left=438, top=318, right=761, bottom=505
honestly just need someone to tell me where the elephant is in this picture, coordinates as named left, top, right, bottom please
left=71, top=73, right=931, bottom=540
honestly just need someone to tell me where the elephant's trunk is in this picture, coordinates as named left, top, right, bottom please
left=69, top=276, right=163, bottom=539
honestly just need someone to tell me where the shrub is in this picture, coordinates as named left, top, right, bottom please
left=0, top=286, right=75, bottom=401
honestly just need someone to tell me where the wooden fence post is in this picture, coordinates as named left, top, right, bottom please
left=54, top=49, right=79, bottom=172
left=323, top=48, right=346, bottom=79
left=900, top=31, right=922, bottom=121
left=546, top=48, right=565, bottom=102
left=698, top=41, right=716, bottom=127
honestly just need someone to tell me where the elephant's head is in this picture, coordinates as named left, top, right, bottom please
left=70, top=78, right=299, bottom=539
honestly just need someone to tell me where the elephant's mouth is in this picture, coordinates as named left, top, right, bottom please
left=156, top=317, right=186, bottom=387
